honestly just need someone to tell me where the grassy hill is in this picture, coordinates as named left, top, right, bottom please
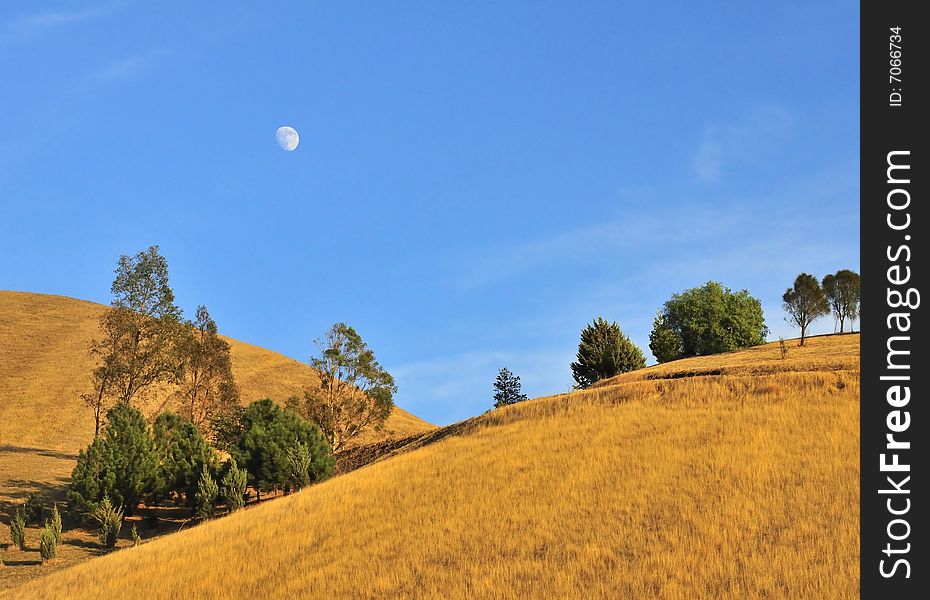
left=6, top=332, right=859, bottom=599
left=0, top=290, right=433, bottom=588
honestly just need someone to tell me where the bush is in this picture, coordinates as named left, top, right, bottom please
left=92, top=495, right=124, bottom=548
left=195, top=468, right=218, bottom=519
left=9, top=509, right=26, bottom=550
left=130, top=525, right=142, bottom=547
left=286, top=443, right=313, bottom=491
left=39, top=521, right=57, bottom=561
left=153, top=412, right=216, bottom=507
left=571, top=318, right=646, bottom=388
left=649, top=281, right=768, bottom=363
left=220, top=459, right=248, bottom=511
left=50, top=503, right=63, bottom=545
left=69, top=404, right=157, bottom=517
left=231, top=399, right=334, bottom=496
left=23, top=492, right=43, bottom=525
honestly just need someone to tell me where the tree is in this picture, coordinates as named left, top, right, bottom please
left=90, top=246, right=182, bottom=409
left=783, top=273, right=830, bottom=346
left=40, top=521, right=58, bottom=561
left=68, top=404, right=158, bottom=516
left=220, top=459, right=248, bottom=511
left=92, top=495, right=123, bottom=548
left=50, top=504, right=63, bottom=544
left=174, top=305, right=239, bottom=435
left=290, top=323, right=396, bottom=452
left=648, top=281, right=768, bottom=363
left=822, top=270, right=860, bottom=333
left=153, top=412, right=215, bottom=507
left=9, top=509, right=25, bottom=550
left=231, top=399, right=334, bottom=496
left=493, top=368, right=528, bottom=408
left=571, top=318, right=646, bottom=389
left=285, top=442, right=313, bottom=491
left=194, top=467, right=218, bottom=519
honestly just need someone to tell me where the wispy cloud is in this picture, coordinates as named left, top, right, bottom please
left=692, top=105, right=794, bottom=182
left=0, top=3, right=117, bottom=44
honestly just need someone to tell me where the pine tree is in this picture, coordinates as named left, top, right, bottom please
left=50, top=503, right=63, bottom=545
left=40, top=521, right=58, bottom=561
left=220, top=459, right=248, bottom=511
left=571, top=318, right=646, bottom=388
left=9, top=509, right=26, bottom=551
left=493, top=368, right=528, bottom=408
left=92, top=495, right=124, bottom=548
left=195, top=468, right=218, bottom=519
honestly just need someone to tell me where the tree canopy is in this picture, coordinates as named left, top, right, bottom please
left=571, top=318, right=646, bottom=388
left=783, top=273, right=830, bottom=346
left=649, top=281, right=768, bottom=363
left=822, top=270, right=860, bottom=333
left=288, top=323, right=396, bottom=452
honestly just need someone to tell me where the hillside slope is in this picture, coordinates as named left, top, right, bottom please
left=10, top=334, right=859, bottom=599
left=0, top=291, right=432, bottom=501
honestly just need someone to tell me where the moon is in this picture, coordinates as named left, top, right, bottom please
left=276, top=126, right=299, bottom=151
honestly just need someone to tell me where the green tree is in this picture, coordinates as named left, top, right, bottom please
left=285, top=443, right=313, bottom=491
left=783, top=273, right=830, bottom=346
left=210, top=404, right=246, bottom=452
left=50, top=504, right=63, bottom=545
left=493, top=368, right=528, bottom=408
left=648, top=313, right=682, bottom=364
left=153, top=412, right=216, bottom=507
left=175, top=305, right=239, bottom=435
left=822, top=269, right=861, bottom=333
left=194, top=467, right=219, bottom=519
left=9, top=509, right=26, bottom=550
left=39, top=521, right=57, bottom=561
left=92, top=495, right=123, bottom=548
left=648, top=281, right=768, bottom=363
left=220, top=459, right=248, bottom=511
left=231, top=399, right=334, bottom=496
left=68, top=404, right=157, bottom=516
left=90, top=246, right=182, bottom=409
left=571, top=318, right=646, bottom=388
left=290, top=323, right=396, bottom=451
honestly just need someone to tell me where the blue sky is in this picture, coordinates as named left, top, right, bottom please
left=0, top=2, right=859, bottom=425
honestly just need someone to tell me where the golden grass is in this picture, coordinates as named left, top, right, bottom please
left=0, top=291, right=433, bottom=589
left=8, top=334, right=859, bottom=599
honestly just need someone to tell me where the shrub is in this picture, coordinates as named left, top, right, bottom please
left=571, top=318, right=646, bottom=388
left=69, top=404, right=157, bottom=517
left=153, top=412, right=216, bottom=507
left=9, top=509, right=26, bottom=550
left=650, top=281, right=768, bottom=363
left=130, top=525, right=142, bottom=547
left=220, top=459, right=248, bottom=511
left=195, top=468, right=218, bottom=519
left=286, top=443, right=313, bottom=491
left=23, top=492, right=44, bottom=525
left=92, top=495, right=124, bottom=548
left=779, top=337, right=789, bottom=360
left=39, top=521, right=57, bottom=561
left=50, top=503, right=63, bottom=545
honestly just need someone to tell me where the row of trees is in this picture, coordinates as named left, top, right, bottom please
left=783, top=269, right=860, bottom=345
left=84, top=246, right=397, bottom=452
left=489, top=273, right=859, bottom=400
left=84, top=246, right=238, bottom=438
left=68, top=400, right=334, bottom=521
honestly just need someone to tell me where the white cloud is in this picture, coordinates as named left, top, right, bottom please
left=0, top=4, right=117, bottom=43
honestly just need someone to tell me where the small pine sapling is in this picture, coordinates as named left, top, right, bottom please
left=39, top=521, right=58, bottom=561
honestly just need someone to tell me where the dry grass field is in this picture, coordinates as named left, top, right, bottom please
left=5, top=331, right=860, bottom=599
left=0, top=291, right=433, bottom=589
